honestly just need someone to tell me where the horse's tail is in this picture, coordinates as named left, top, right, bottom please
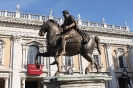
left=95, top=36, right=101, bottom=55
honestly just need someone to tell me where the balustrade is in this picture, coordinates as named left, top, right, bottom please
left=7, top=11, right=16, bottom=17
left=0, top=10, right=6, bottom=16
left=0, top=10, right=129, bottom=31
left=20, top=13, right=29, bottom=19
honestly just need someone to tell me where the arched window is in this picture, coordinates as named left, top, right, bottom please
left=27, top=45, right=40, bottom=64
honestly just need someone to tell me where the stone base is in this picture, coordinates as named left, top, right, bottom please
left=41, top=74, right=112, bottom=88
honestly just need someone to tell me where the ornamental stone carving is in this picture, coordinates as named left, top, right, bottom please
left=104, top=43, right=111, bottom=49
left=11, top=35, right=21, bottom=42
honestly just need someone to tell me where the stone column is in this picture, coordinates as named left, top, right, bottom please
left=4, top=77, right=9, bottom=88
left=11, top=35, right=22, bottom=88
left=21, top=77, right=25, bottom=88
left=105, top=43, right=117, bottom=88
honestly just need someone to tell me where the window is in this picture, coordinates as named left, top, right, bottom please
left=93, top=55, right=99, bottom=65
left=27, top=45, right=40, bottom=64
left=0, top=45, right=3, bottom=64
left=65, top=56, right=73, bottom=66
left=119, top=55, right=124, bottom=68
left=115, top=48, right=127, bottom=69
left=0, top=40, right=4, bottom=67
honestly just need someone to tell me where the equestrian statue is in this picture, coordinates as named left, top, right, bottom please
left=35, top=10, right=101, bottom=76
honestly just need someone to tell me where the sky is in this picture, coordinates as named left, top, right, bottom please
left=0, top=0, right=133, bottom=31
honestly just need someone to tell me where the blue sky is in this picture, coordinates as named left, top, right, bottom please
left=0, top=0, right=133, bottom=31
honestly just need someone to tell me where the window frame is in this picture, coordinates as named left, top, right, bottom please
left=0, top=40, right=5, bottom=69
left=27, top=45, right=40, bottom=64
left=92, top=48, right=101, bottom=71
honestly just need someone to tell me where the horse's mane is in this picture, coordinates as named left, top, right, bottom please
left=48, top=19, right=63, bottom=33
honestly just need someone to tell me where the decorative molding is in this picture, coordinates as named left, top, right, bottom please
left=22, top=39, right=45, bottom=46
left=0, top=29, right=42, bottom=38
left=101, top=39, right=132, bottom=45
left=0, top=16, right=133, bottom=37
left=81, top=26, right=133, bottom=37
left=114, top=47, right=125, bottom=54
left=87, top=32, right=132, bottom=39
left=4, top=77, right=9, bottom=80
left=11, top=35, right=21, bottom=42
left=104, top=43, right=111, bottom=49
left=0, top=16, right=42, bottom=26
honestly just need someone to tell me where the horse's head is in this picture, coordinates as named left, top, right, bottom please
left=39, top=21, right=48, bottom=36
left=39, top=19, right=63, bottom=36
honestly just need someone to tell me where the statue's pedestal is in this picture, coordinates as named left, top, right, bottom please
left=41, top=74, right=112, bottom=88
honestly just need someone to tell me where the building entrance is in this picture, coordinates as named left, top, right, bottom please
left=118, top=77, right=131, bottom=88
left=25, top=81, right=38, bottom=88
left=0, top=80, right=4, bottom=88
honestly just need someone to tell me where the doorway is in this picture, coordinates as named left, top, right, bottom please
left=118, top=77, right=131, bottom=88
left=0, top=80, right=4, bottom=88
left=25, top=81, right=38, bottom=88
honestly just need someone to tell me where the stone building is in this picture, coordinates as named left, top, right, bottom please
left=0, top=8, right=133, bottom=88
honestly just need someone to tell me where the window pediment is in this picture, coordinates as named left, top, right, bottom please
left=22, top=40, right=45, bottom=46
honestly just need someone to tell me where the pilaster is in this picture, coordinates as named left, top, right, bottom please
left=0, top=43, right=5, bottom=69
left=114, top=48, right=120, bottom=70
left=21, top=77, right=25, bottom=88
left=22, top=46, right=29, bottom=70
left=11, top=35, right=22, bottom=88
left=15, top=12, right=20, bottom=18
left=105, top=43, right=117, bottom=88
left=4, top=77, right=9, bottom=88
left=127, top=45, right=133, bottom=70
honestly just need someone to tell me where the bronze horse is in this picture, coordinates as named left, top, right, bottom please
left=35, top=19, right=101, bottom=76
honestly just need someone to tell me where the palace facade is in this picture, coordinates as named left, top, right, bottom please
left=0, top=9, right=133, bottom=88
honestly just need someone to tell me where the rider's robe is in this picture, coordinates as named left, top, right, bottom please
left=61, top=15, right=89, bottom=43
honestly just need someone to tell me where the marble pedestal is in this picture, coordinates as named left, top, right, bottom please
left=41, top=74, right=112, bottom=88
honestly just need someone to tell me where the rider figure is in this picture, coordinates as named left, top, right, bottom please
left=59, top=10, right=88, bottom=55
left=59, top=10, right=77, bottom=55
left=50, top=10, right=90, bottom=65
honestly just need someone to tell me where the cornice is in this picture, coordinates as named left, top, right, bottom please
left=0, top=28, right=132, bottom=45
left=100, top=39, right=132, bottom=45
left=87, top=32, right=132, bottom=39
left=0, top=29, right=43, bottom=38
left=80, top=26, right=133, bottom=37
left=0, top=16, right=42, bottom=26
left=0, top=16, right=133, bottom=38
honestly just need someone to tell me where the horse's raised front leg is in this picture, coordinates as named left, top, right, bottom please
left=35, top=52, right=50, bottom=65
left=54, top=55, right=61, bottom=76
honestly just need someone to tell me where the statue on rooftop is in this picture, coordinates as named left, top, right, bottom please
left=16, top=4, right=20, bottom=12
